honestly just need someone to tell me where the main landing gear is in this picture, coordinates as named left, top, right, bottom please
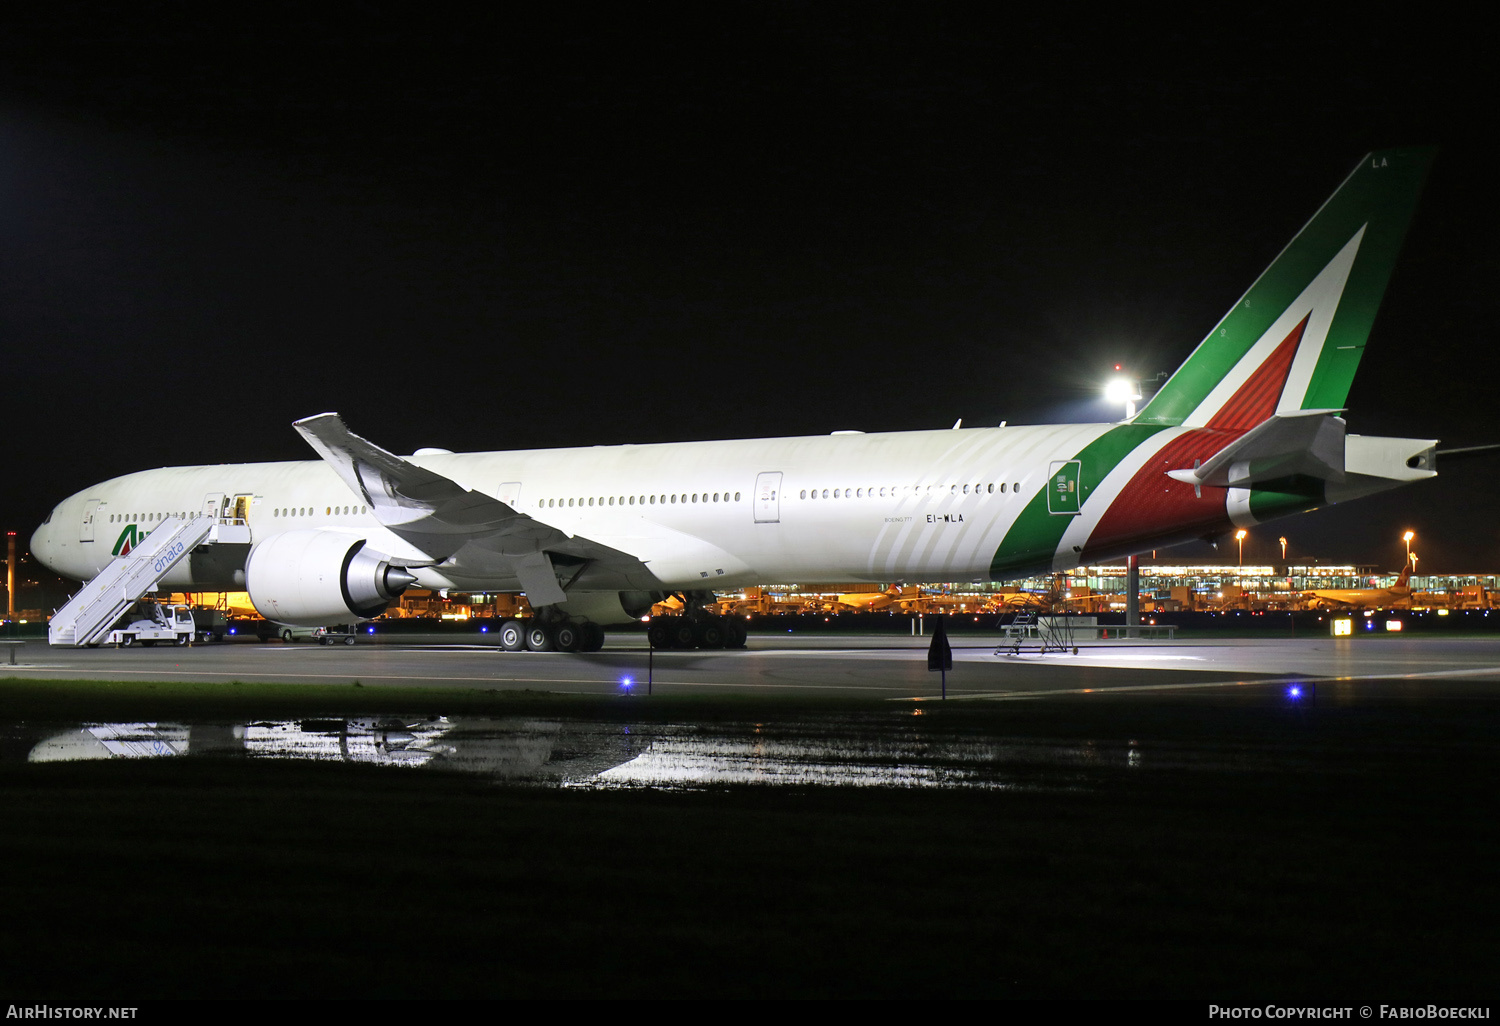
left=645, top=615, right=748, bottom=650
left=492, top=592, right=745, bottom=653
left=496, top=618, right=605, bottom=653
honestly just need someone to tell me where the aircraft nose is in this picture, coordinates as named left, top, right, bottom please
left=30, top=516, right=57, bottom=575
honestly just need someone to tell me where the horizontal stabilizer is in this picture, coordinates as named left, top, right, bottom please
left=1165, top=409, right=1346, bottom=490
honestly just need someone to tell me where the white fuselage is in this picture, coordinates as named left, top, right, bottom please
left=33, top=423, right=1116, bottom=594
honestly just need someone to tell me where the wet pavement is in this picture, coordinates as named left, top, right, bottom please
left=7, top=631, right=1500, bottom=788
left=4, top=631, right=1500, bottom=698
left=5, top=714, right=1127, bottom=788
left=1, top=683, right=1472, bottom=789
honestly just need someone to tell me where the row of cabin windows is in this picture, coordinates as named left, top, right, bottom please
left=273, top=506, right=368, bottom=518
left=108, top=506, right=370, bottom=524
left=538, top=491, right=743, bottom=510
left=799, top=482, right=1023, bottom=500
left=109, top=512, right=190, bottom=524
left=105, top=482, right=1022, bottom=525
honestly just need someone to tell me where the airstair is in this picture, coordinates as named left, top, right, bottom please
left=998, top=611, right=1078, bottom=656
left=48, top=515, right=220, bottom=647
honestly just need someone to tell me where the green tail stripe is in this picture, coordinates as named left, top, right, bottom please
left=1134, top=148, right=1434, bottom=426
left=989, top=424, right=1169, bottom=577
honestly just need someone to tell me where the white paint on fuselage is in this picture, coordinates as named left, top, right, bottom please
left=32, top=424, right=1114, bottom=590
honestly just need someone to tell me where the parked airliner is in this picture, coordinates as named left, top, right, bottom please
left=32, top=149, right=1439, bottom=651
left=1302, top=561, right=1415, bottom=610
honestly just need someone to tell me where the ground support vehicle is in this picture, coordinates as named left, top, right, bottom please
left=106, top=603, right=195, bottom=648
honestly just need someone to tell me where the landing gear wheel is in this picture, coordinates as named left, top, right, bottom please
left=726, top=619, right=748, bottom=648
left=525, top=624, right=555, bottom=652
left=647, top=621, right=674, bottom=649
left=498, top=620, right=526, bottom=652
left=695, top=620, right=726, bottom=649
left=671, top=620, right=697, bottom=649
left=554, top=623, right=583, bottom=652
left=580, top=622, right=605, bottom=652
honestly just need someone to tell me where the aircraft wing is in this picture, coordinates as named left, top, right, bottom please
left=293, top=413, right=656, bottom=603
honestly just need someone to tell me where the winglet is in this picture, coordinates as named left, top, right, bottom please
left=294, top=412, right=445, bottom=525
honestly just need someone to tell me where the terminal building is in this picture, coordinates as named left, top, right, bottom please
left=124, top=561, right=1496, bottom=624
left=7, top=544, right=1497, bottom=628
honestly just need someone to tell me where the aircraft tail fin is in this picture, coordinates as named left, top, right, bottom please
left=1396, top=559, right=1413, bottom=589
left=1133, top=149, right=1434, bottom=429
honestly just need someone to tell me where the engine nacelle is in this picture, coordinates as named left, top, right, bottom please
left=245, top=530, right=417, bottom=626
left=552, top=590, right=665, bottom=625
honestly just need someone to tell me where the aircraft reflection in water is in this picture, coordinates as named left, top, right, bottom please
left=12, top=717, right=1309, bottom=788
left=25, top=718, right=649, bottom=782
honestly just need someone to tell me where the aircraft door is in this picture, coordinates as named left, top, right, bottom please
left=497, top=482, right=522, bottom=508
left=754, top=472, right=783, bottom=524
left=202, top=493, right=227, bottom=521
left=80, top=499, right=102, bottom=543
left=232, top=494, right=253, bottom=524
left=1047, top=461, right=1082, bottom=515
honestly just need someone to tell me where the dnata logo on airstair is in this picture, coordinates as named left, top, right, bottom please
left=112, top=525, right=149, bottom=556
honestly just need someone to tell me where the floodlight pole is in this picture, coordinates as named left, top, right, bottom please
left=5, top=532, right=14, bottom=618
left=1126, top=554, right=1139, bottom=631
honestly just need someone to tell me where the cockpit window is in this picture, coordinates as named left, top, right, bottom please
left=41, top=508, right=53, bottom=524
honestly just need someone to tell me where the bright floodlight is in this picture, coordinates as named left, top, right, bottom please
left=1104, top=377, right=1138, bottom=404
left=1104, top=375, right=1142, bottom=420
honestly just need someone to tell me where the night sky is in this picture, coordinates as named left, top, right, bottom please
left=2, top=9, right=1495, bottom=576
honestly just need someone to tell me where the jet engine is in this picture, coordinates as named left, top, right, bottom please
left=245, top=530, right=417, bottom=625
left=552, top=590, right=666, bottom=625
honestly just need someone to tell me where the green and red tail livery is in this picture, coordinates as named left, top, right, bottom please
left=993, top=149, right=1435, bottom=577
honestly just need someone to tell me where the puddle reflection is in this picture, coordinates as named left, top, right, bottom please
left=9, top=717, right=1157, bottom=790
